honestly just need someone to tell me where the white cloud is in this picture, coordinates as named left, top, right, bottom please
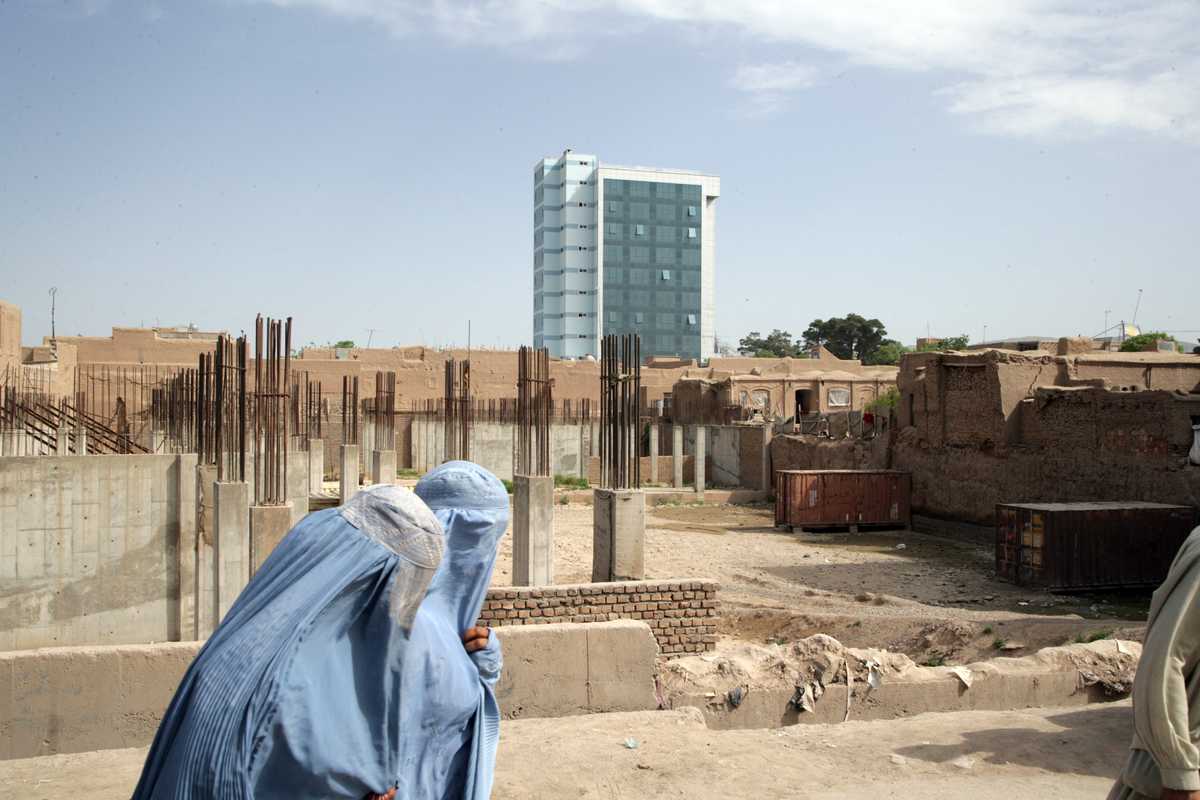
left=731, top=61, right=817, bottom=93
left=728, top=61, right=819, bottom=117
left=245, top=0, right=1200, bottom=143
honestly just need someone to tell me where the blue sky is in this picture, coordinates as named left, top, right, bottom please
left=2, top=0, right=1197, bottom=351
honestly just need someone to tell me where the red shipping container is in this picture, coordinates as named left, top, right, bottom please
left=775, top=470, right=911, bottom=530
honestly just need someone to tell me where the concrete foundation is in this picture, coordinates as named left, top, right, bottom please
left=250, top=502, right=294, bottom=574
left=340, top=444, right=359, bottom=503
left=512, top=474, right=554, bottom=586
left=672, top=424, right=684, bottom=488
left=371, top=450, right=396, bottom=486
left=0, top=620, right=661, bottom=760
left=592, top=488, right=645, bottom=582
left=307, top=438, right=324, bottom=494
left=213, top=481, right=249, bottom=624
left=694, top=425, right=706, bottom=498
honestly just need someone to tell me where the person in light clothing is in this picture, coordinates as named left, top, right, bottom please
left=1110, top=525, right=1200, bottom=800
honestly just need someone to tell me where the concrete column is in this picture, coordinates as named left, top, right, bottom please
left=250, top=502, right=294, bottom=574
left=694, top=425, right=706, bottom=499
left=592, top=488, right=645, bottom=582
left=75, top=428, right=88, bottom=455
left=176, top=453, right=199, bottom=641
left=152, top=430, right=167, bottom=453
left=286, top=452, right=309, bottom=527
left=213, top=481, right=250, bottom=624
left=56, top=425, right=70, bottom=454
left=371, top=450, right=396, bottom=485
left=307, top=438, right=324, bottom=495
left=1, top=430, right=17, bottom=456
left=648, top=424, right=659, bottom=484
left=672, top=424, right=684, bottom=489
left=513, top=474, right=554, bottom=586
left=340, top=444, right=359, bottom=504
left=195, top=464, right=218, bottom=638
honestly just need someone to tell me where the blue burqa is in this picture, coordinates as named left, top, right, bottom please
left=399, top=461, right=510, bottom=800
left=130, top=485, right=446, bottom=799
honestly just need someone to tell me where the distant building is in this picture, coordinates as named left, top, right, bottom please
left=669, top=348, right=899, bottom=424
left=532, top=150, right=720, bottom=362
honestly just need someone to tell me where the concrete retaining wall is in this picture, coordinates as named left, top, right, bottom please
left=0, top=620, right=660, bottom=760
left=409, top=419, right=593, bottom=481
left=0, top=454, right=197, bottom=652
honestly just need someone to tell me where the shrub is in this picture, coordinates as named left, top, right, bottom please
left=554, top=474, right=590, bottom=490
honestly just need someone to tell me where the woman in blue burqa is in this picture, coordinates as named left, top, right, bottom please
left=130, top=461, right=509, bottom=799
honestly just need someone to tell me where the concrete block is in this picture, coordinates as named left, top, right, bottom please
left=250, top=502, right=293, bottom=574
left=694, top=425, right=706, bottom=498
left=340, top=445, right=359, bottom=504
left=592, top=488, right=645, bottom=582
left=493, top=623, right=589, bottom=718
left=0, top=642, right=203, bottom=760
left=585, top=620, right=659, bottom=711
left=371, top=450, right=396, bottom=485
left=213, top=481, right=249, bottom=624
left=672, top=424, right=684, bottom=489
left=512, top=474, right=554, bottom=586
left=307, top=438, right=324, bottom=494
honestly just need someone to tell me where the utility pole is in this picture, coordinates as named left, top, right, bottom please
left=365, top=328, right=378, bottom=349
left=49, top=287, right=58, bottom=355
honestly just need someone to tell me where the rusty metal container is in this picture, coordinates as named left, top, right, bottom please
left=996, top=502, right=1199, bottom=591
left=775, top=470, right=911, bottom=530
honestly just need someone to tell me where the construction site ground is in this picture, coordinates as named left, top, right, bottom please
left=490, top=500, right=1149, bottom=666
left=0, top=703, right=1129, bottom=799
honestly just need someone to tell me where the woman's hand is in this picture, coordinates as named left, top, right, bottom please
left=462, top=626, right=491, bottom=653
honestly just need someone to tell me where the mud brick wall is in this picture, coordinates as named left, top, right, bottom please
left=478, top=579, right=719, bottom=657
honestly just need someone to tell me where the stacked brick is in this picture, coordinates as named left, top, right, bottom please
left=477, top=579, right=719, bottom=657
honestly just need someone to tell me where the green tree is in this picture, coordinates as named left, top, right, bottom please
left=866, top=386, right=900, bottom=412
left=916, top=335, right=969, bottom=352
left=1119, top=332, right=1178, bottom=352
left=737, top=329, right=806, bottom=358
left=333, top=339, right=356, bottom=349
left=802, top=314, right=888, bottom=361
left=865, top=339, right=910, bottom=365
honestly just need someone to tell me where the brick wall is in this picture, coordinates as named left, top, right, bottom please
left=478, top=579, right=719, bottom=657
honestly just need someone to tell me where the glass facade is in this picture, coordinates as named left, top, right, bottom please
left=602, top=179, right=702, bottom=360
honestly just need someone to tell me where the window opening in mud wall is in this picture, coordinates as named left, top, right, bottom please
left=827, top=388, right=851, bottom=408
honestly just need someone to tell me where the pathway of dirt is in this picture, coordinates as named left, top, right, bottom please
left=0, top=703, right=1131, bottom=799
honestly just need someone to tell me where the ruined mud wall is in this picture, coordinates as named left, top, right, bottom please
left=893, top=387, right=1200, bottom=524
left=770, top=434, right=890, bottom=473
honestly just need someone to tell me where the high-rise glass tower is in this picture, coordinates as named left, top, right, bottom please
left=533, top=151, right=720, bottom=362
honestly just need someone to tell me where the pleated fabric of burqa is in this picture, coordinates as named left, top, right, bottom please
left=130, top=484, right=444, bottom=800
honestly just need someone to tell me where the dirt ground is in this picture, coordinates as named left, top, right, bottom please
left=0, top=703, right=1131, bottom=799
left=489, top=500, right=1148, bottom=665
